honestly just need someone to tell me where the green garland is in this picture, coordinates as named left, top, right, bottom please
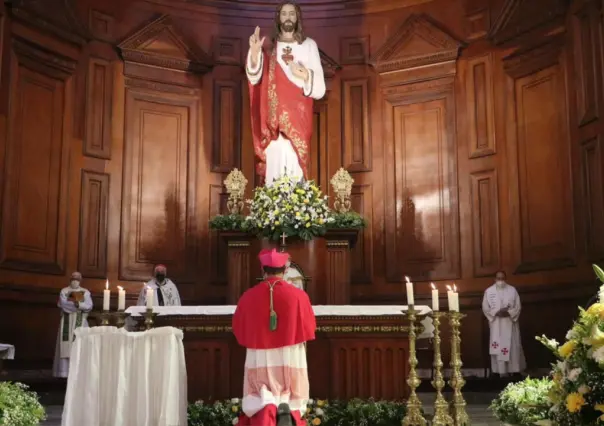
left=187, top=398, right=408, bottom=426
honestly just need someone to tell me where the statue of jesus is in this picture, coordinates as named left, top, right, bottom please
left=246, top=1, right=326, bottom=186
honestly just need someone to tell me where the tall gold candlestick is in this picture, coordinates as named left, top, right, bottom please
left=115, top=310, right=129, bottom=328
left=99, top=311, right=110, bottom=326
left=448, top=312, right=469, bottom=426
left=143, top=308, right=157, bottom=330
left=402, top=306, right=427, bottom=426
left=431, top=312, right=454, bottom=425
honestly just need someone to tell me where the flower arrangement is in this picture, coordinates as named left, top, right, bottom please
left=186, top=398, right=406, bottom=426
left=534, top=264, right=604, bottom=425
left=489, top=377, right=553, bottom=425
left=246, top=176, right=334, bottom=241
left=0, top=382, right=46, bottom=426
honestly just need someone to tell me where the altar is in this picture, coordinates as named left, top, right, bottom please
left=126, top=305, right=433, bottom=403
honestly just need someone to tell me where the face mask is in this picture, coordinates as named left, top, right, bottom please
left=156, top=274, right=165, bottom=282
left=496, top=279, right=505, bottom=286
left=70, top=280, right=80, bottom=289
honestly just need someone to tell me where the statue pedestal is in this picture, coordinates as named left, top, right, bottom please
left=220, top=230, right=358, bottom=304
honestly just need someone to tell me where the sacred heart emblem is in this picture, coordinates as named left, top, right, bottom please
left=281, top=46, right=294, bottom=64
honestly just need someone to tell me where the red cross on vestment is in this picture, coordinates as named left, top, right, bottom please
left=491, top=342, right=499, bottom=349
left=501, top=347, right=509, bottom=355
left=281, top=46, right=294, bottom=64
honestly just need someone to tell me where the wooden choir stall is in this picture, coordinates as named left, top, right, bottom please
left=128, top=230, right=433, bottom=402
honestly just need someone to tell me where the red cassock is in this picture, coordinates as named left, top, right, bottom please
left=233, top=277, right=316, bottom=426
left=248, top=47, right=314, bottom=184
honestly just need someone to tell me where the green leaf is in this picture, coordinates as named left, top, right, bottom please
left=594, top=263, right=604, bottom=283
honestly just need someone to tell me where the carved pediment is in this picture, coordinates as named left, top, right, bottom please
left=118, top=15, right=213, bottom=73
left=488, top=0, right=569, bottom=45
left=319, top=48, right=341, bottom=79
left=370, top=14, right=463, bottom=74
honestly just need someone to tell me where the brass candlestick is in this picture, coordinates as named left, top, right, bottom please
left=143, top=308, right=157, bottom=330
left=448, top=312, right=469, bottom=426
left=431, top=312, right=454, bottom=425
left=115, top=310, right=129, bottom=328
left=402, top=306, right=427, bottom=426
left=99, top=311, right=110, bottom=326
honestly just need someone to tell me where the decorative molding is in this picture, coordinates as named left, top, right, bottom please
left=89, top=9, right=114, bottom=42
left=7, top=0, right=90, bottom=46
left=319, top=48, right=341, bottom=79
left=342, top=78, right=371, bottom=171
left=212, top=80, right=242, bottom=172
left=118, top=14, right=213, bottom=73
left=84, top=57, right=113, bottom=159
left=370, top=14, right=463, bottom=74
left=340, top=36, right=369, bottom=65
left=213, top=36, right=242, bottom=65
left=488, top=0, right=569, bottom=45
left=503, top=35, right=564, bottom=78
left=465, top=54, right=496, bottom=158
left=124, top=78, right=200, bottom=96
left=12, top=36, right=77, bottom=80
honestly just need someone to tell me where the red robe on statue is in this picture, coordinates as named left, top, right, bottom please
left=248, top=48, right=314, bottom=183
left=233, top=277, right=316, bottom=426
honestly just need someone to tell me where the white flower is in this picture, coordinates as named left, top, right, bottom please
left=592, top=345, right=604, bottom=363
left=315, top=407, right=324, bottom=416
left=307, top=399, right=314, bottom=404
left=578, top=384, right=590, bottom=394
left=567, top=367, right=582, bottom=381
left=566, top=329, right=576, bottom=340
left=232, top=418, right=239, bottom=425
left=231, top=398, right=240, bottom=404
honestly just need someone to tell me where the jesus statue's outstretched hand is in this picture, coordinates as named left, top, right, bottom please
left=249, top=26, right=265, bottom=70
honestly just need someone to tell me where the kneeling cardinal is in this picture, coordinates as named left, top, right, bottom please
left=233, top=248, right=316, bottom=426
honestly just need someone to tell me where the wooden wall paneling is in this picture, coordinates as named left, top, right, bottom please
left=89, top=9, right=115, bottom=42
left=78, top=170, right=110, bottom=278
left=208, top=184, right=228, bottom=286
left=503, top=39, right=576, bottom=273
left=119, top=86, right=198, bottom=282
left=310, top=101, right=328, bottom=189
left=350, top=184, right=373, bottom=284
left=342, top=78, right=371, bottom=172
left=383, top=78, right=461, bottom=281
left=212, top=37, right=242, bottom=65
left=185, top=339, right=232, bottom=401
left=212, top=79, right=241, bottom=172
left=572, top=1, right=600, bottom=127
left=0, top=37, right=76, bottom=274
left=340, top=37, right=370, bottom=65
left=470, top=169, right=501, bottom=276
left=84, top=57, right=113, bottom=159
left=580, top=136, right=604, bottom=259
left=465, top=54, right=496, bottom=158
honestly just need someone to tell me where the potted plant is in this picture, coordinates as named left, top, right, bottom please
left=489, top=377, right=553, bottom=425
left=0, top=382, right=46, bottom=426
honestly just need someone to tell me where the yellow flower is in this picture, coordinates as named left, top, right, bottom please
left=595, top=403, right=604, bottom=421
left=306, top=223, right=311, bottom=228
left=317, top=400, right=325, bottom=407
left=274, top=221, right=280, bottom=225
left=586, top=324, right=604, bottom=347
left=304, top=199, right=309, bottom=204
left=296, top=212, right=301, bottom=217
left=559, top=340, right=577, bottom=358
left=231, top=405, right=239, bottom=412
left=588, top=303, right=604, bottom=315
left=312, top=418, right=321, bottom=425
left=566, top=392, right=586, bottom=413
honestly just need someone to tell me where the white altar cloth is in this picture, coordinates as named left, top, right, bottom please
left=61, top=326, right=187, bottom=426
left=125, top=305, right=434, bottom=338
left=0, top=343, right=15, bottom=359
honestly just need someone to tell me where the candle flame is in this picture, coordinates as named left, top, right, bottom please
left=105, top=280, right=109, bottom=290
left=431, top=283, right=436, bottom=290
left=405, top=276, right=410, bottom=283
left=117, top=286, right=123, bottom=291
left=446, top=284, right=452, bottom=291
left=453, top=284, right=457, bottom=292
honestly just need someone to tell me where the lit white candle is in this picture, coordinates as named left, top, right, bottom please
left=431, top=283, right=439, bottom=311
left=117, top=286, right=126, bottom=311
left=452, top=284, right=460, bottom=312
left=103, top=280, right=110, bottom=311
left=405, top=276, right=414, bottom=306
left=446, top=285, right=454, bottom=311
left=146, top=285, right=154, bottom=309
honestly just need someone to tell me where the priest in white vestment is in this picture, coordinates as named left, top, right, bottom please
left=482, top=270, right=526, bottom=377
left=246, top=2, right=326, bottom=186
left=137, top=264, right=181, bottom=306
left=52, top=272, right=93, bottom=378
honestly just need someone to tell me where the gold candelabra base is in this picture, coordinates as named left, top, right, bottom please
left=143, top=308, right=157, bottom=330
left=448, top=311, right=469, bottom=426
left=431, top=312, right=454, bottom=426
left=99, top=311, right=110, bottom=326
left=402, top=305, right=427, bottom=426
left=115, top=310, right=130, bottom=328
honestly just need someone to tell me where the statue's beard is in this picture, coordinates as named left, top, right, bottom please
left=280, top=21, right=295, bottom=33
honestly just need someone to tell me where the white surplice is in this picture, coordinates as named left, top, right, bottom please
left=482, top=282, right=526, bottom=374
left=137, top=278, right=181, bottom=306
left=52, top=286, right=93, bottom=378
left=246, top=38, right=326, bottom=185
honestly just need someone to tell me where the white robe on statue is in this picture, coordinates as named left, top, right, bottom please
left=482, top=282, right=526, bottom=375
left=246, top=38, right=326, bottom=185
left=137, top=278, right=181, bottom=306
left=52, top=287, right=93, bottom=378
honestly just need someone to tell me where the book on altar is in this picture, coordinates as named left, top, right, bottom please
left=68, top=291, right=85, bottom=303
